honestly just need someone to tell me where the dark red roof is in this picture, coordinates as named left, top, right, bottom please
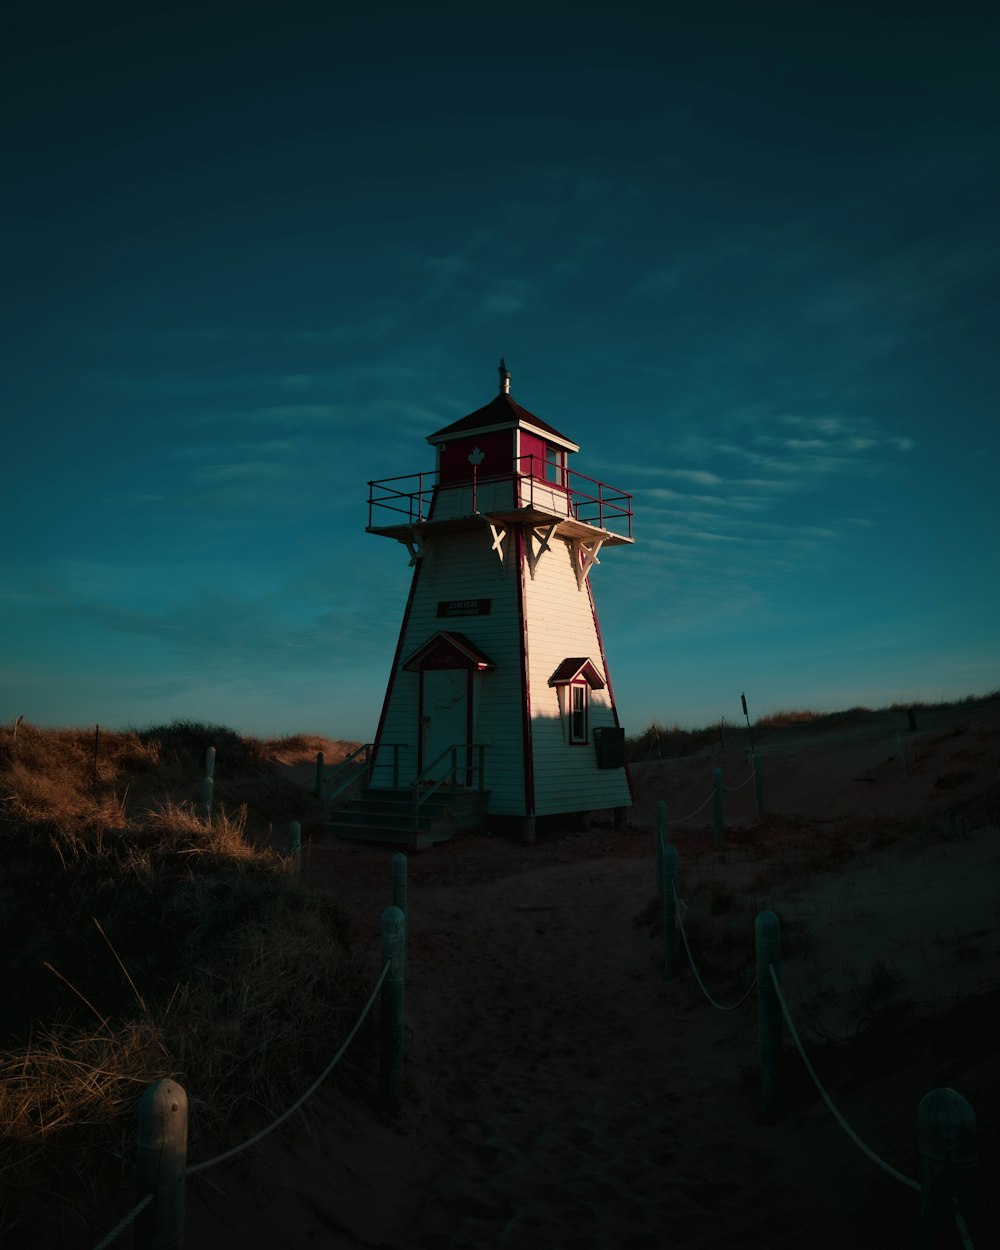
left=548, top=658, right=606, bottom=688
left=402, top=630, right=495, bottom=672
left=427, top=393, right=574, bottom=446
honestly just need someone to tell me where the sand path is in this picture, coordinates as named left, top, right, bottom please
left=179, top=703, right=999, bottom=1248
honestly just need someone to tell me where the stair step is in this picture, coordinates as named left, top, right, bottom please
left=326, top=822, right=456, bottom=849
left=326, top=785, right=490, bottom=847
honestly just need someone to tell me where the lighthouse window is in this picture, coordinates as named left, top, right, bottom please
left=545, top=445, right=567, bottom=486
left=569, top=683, right=588, bottom=743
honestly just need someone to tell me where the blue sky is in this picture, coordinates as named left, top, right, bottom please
left=2, top=3, right=998, bottom=739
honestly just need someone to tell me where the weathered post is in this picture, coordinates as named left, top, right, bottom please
left=392, top=852, right=408, bottom=977
left=753, top=751, right=764, bottom=822
left=655, top=800, right=666, bottom=897
left=205, top=745, right=216, bottom=780
left=314, top=751, right=324, bottom=796
left=289, top=821, right=302, bottom=876
left=135, top=1079, right=188, bottom=1250
left=919, top=1087, right=977, bottom=1249
left=712, top=767, right=724, bottom=849
left=380, top=905, right=406, bottom=1115
left=755, top=911, right=782, bottom=1119
left=661, top=838, right=679, bottom=980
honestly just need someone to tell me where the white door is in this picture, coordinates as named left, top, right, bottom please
left=421, top=669, right=468, bottom=782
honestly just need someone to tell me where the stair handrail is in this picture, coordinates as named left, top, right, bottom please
left=411, top=743, right=488, bottom=828
left=323, top=742, right=408, bottom=817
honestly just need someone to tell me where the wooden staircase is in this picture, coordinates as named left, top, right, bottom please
left=326, top=784, right=491, bottom=849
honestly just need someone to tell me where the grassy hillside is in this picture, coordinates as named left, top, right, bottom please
left=0, top=720, right=375, bottom=1247
left=624, top=689, right=1000, bottom=762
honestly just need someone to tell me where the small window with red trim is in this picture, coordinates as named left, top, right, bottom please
left=569, top=682, right=589, bottom=744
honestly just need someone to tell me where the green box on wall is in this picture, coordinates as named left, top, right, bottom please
left=593, top=726, right=625, bottom=769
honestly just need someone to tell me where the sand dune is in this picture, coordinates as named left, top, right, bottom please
left=167, top=702, right=1000, bottom=1248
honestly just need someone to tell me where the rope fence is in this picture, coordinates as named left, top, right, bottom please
left=90, top=855, right=409, bottom=1250
left=186, top=958, right=392, bottom=1176
left=654, top=814, right=980, bottom=1247
left=655, top=752, right=765, bottom=848
left=91, top=1194, right=153, bottom=1250
left=671, top=878, right=757, bottom=1011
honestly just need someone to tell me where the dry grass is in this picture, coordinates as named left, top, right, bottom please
left=0, top=721, right=378, bottom=1247
left=625, top=689, right=1000, bottom=762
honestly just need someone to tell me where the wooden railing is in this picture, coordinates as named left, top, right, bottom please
left=412, top=743, right=488, bottom=827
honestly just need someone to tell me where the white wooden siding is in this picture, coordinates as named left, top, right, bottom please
left=375, top=527, right=527, bottom=814
left=375, top=519, right=629, bottom=818
left=522, top=536, right=631, bottom=815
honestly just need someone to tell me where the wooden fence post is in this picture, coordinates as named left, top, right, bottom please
left=135, top=1079, right=187, bottom=1250
left=755, top=910, right=782, bottom=1119
left=380, top=905, right=406, bottom=1115
left=661, top=838, right=679, bottom=980
left=712, top=767, right=724, bottom=848
left=392, top=852, right=408, bottom=977
left=314, top=751, right=324, bottom=797
left=201, top=746, right=216, bottom=824
left=289, top=821, right=301, bottom=876
left=753, top=751, right=764, bottom=822
left=655, top=800, right=666, bottom=897
left=919, top=1087, right=977, bottom=1248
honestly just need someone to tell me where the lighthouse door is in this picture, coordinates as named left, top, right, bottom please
left=421, top=668, right=469, bottom=783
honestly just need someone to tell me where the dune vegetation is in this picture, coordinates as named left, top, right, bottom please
left=0, top=720, right=377, bottom=1246
left=623, top=689, right=1000, bottom=762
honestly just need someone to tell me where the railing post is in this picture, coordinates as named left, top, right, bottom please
left=289, top=821, right=301, bottom=876
left=392, top=852, right=407, bottom=978
left=712, top=767, right=724, bottom=848
left=380, top=905, right=406, bottom=1115
left=919, top=1087, right=977, bottom=1248
left=661, top=838, right=679, bottom=980
left=314, top=751, right=324, bottom=796
left=755, top=911, right=782, bottom=1119
left=135, top=1079, right=187, bottom=1250
left=753, top=751, right=764, bottom=822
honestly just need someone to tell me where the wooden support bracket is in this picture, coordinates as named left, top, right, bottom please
left=404, top=535, right=423, bottom=566
left=487, top=521, right=507, bottom=564
left=525, top=522, right=558, bottom=579
left=572, top=537, right=604, bottom=589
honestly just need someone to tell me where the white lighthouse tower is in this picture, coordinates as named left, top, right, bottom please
left=332, top=361, right=634, bottom=846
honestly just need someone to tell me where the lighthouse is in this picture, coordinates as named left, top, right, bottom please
left=334, top=361, right=634, bottom=846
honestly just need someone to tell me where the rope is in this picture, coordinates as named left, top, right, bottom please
left=672, top=881, right=757, bottom=1011
left=955, top=1209, right=976, bottom=1249
left=187, top=957, right=392, bottom=1174
left=768, top=965, right=920, bottom=1192
left=90, top=1193, right=153, bottom=1250
left=668, top=791, right=715, bottom=826
left=724, top=770, right=756, bottom=793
